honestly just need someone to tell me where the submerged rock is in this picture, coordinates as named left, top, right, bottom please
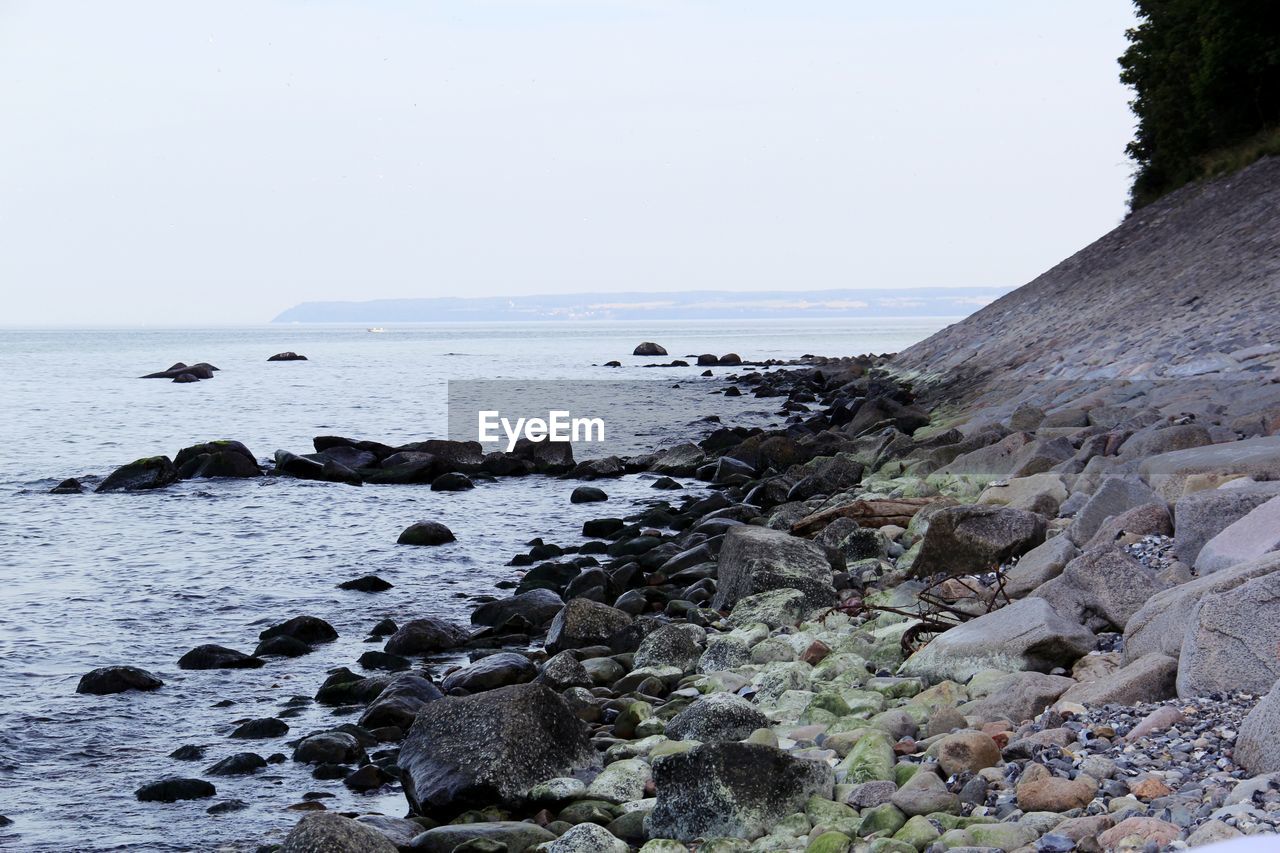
left=177, top=644, right=265, bottom=670
left=76, top=666, right=163, bottom=695
left=397, top=520, right=457, bottom=546
left=135, top=776, right=215, bottom=802
left=95, top=456, right=179, bottom=492
left=267, top=351, right=308, bottom=361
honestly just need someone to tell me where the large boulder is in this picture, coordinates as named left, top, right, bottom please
left=259, top=615, right=338, bottom=645
left=1059, top=653, right=1177, bottom=706
left=633, top=342, right=667, bottom=356
left=1031, top=546, right=1173, bottom=632
left=1195, top=495, right=1280, bottom=574
left=644, top=742, right=834, bottom=841
left=711, top=525, right=836, bottom=612
left=177, top=644, right=264, bottom=670
left=1235, top=679, right=1280, bottom=775
left=95, top=456, right=179, bottom=492
left=1177, top=568, right=1280, bottom=697
left=358, top=673, right=445, bottom=730
left=978, top=472, right=1068, bottom=516
left=174, top=440, right=261, bottom=479
left=545, top=599, right=633, bottom=654
left=470, top=589, right=565, bottom=630
left=398, top=683, right=595, bottom=818
left=899, top=598, right=1095, bottom=683
left=1124, top=552, right=1280, bottom=663
left=397, top=521, right=456, bottom=546
left=633, top=624, right=701, bottom=672
left=384, top=618, right=469, bottom=655
left=440, top=652, right=538, bottom=693
left=1138, top=436, right=1280, bottom=500
left=910, top=505, right=1046, bottom=577
left=1173, top=484, right=1280, bottom=565
left=408, top=822, right=556, bottom=853
left=664, top=692, right=770, bottom=743
left=1067, top=477, right=1163, bottom=547
left=280, top=813, right=397, bottom=853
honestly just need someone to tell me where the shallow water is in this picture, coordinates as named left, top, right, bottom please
left=0, top=318, right=948, bottom=851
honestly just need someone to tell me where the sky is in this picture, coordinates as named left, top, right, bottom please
left=0, top=1, right=1140, bottom=326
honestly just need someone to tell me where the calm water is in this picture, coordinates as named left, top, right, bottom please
left=0, top=319, right=948, bottom=852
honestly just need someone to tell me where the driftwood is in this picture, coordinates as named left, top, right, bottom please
left=790, top=497, right=937, bottom=537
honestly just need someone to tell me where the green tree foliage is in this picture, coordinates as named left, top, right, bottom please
left=1119, top=0, right=1280, bottom=207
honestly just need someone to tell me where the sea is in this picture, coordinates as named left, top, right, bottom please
left=0, top=318, right=951, bottom=851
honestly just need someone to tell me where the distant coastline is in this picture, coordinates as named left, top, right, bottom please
left=271, top=286, right=1010, bottom=324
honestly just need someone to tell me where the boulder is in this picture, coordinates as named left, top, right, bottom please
left=1195, top=495, right=1280, bottom=573
left=1173, top=484, right=1280, bottom=565
left=398, top=683, right=595, bottom=818
left=471, top=589, right=565, bottom=629
left=407, top=821, right=556, bottom=853
left=1031, top=546, right=1172, bottom=632
left=726, top=588, right=808, bottom=628
left=937, top=731, right=1002, bottom=776
left=384, top=618, right=469, bottom=655
left=440, top=652, right=537, bottom=693
left=1067, top=477, right=1163, bottom=546
left=177, top=644, right=264, bottom=670
left=634, top=342, right=668, bottom=356
left=900, top=598, right=1095, bottom=683
left=1177, top=568, right=1280, bottom=697
left=280, top=814, right=397, bottom=853
left=174, top=440, right=261, bottom=479
left=959, top=671, right=1076, bottom=724
left=570, top=486, right=608, bottom=503
left=259, top=615, right=337, bottom=645
left=664, top=692, right=770, bottom=743
left=651, top=443, right=707, bottom=476
left=1059, top=652, right=1177, bottom=706
left=76, top=666, right=163, bottom=695
left=134, top=776, right=216, bottom=802
left=910, top=505, right=1045, bottom=577
left=978, top=472, right=1068, bottom=516
left=1138, top=436, right=1280, bottom=499
left=711, top=525, right=836, bottom=612
left=205, top=752, right=267, bottom=776
left=1124, top=552, right=1280, bottom=662
left=359, top=674, right=445, bottom=730
left=1235, top=679, right=1280, bottom=774
left=1003, top=536, right=1079, bottom=599
left=397, top=521, right=456, bottom=546
left=268, top=351, right=308, bottom=361
left=644, top=742, right=834, bottom=841
left=545, top=599, right=633, bottom=654
left=430, top=472, right=474, bottom=491
left=1015, top=763, right=1097, bottom=812
left=293, top=731, right=367, bottom=765
left=95, top=457, right=179, bottom=492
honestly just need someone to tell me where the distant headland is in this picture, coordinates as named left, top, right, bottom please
left=270, top=287, right=1011, bottom=324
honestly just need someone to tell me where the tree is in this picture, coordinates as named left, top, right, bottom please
left=1119, top=0, right=1280, bottom=208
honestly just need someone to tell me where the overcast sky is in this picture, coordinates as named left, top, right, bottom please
left=0, top=1, right=1138, bottom=326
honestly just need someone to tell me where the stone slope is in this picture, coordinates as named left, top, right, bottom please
left=896, top=156, right=1280, bottom=392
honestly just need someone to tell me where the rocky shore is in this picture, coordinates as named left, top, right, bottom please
left=51, top=160, right=1280, bottom=852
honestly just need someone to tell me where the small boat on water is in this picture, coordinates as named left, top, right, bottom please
left=367, top=327, right=386, bottom=333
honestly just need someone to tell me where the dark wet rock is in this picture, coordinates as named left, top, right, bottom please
left=174, top=440, right=261, bottom=479
left=177, top=644, right=265, bottom=670
left=370, top=618, right=398, bottom=636
left=273, top=449, right=327, bottom=480
left=441, top=652, right=538, bottom=693
left=320, top=459, right=363, bottom=486
left=570, top=485, right=608, bottom=503
left=50, top=477, right=83, bottom=494
left=95, top=456, right=179, bottom=492
left=171, top=373, right=200, bottom=383
left=140, top=361, right=218, bottom=380
left=471, top=588, right=564, bottom=629
left=665, top=692, right=769, bottom=743
left=651, top=476, right=683, bottom=490
left=397, top=521, right=457, bottom=546
left=582, top=517, right=626, bottom=538
left=135, top=776, right=216, bottom=803
left=169, top=744, right=205, bottom=761
left=384, top=618, right=469, bottom=655
left=293, top=732, right=369, bottom=766
left=407, top=821, right=557, bottom=853
left=206, top=799, right=249, bottom=815
left=357, top=650, right=410, bottom=671
left=900, top=597, right=1095, bottom=682
left=268, top=351, right=308, bottom=361
left=280, top=813, right=398, bottom=853
left=711, top=525, right=837, bottom=612
left=339, top=574, right=393, bottom=592
left=76, top=665, right=163, bottom=695
left=229, top=717, right=289, bottom=739
left=545, top=599, right=633, bottom=654
left=633, top=342, right=667, bottom=356
left=206, top=752, right=267, bottom=776
left=911, top=504, right=1046, bottom=577
left=399, top=682, right=596, bottom=819
left=344, top=763, right=395, bottom=792
left=253, top=635, right=312, bottom=658
left=645, top=742, right=834, bottom=841
left=359, top=674, right=445, bottom=730
left=259, top=615, right=338, bottom=645
left=430, top=472, right=474, bottom=491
